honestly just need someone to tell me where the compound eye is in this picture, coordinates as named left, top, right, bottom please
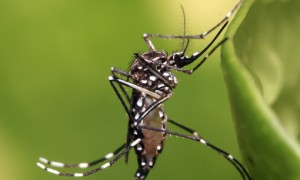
left=170, top=52, right=184, bottom=67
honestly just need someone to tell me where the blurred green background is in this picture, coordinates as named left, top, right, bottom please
left=0, top=0, right=242, bottom=179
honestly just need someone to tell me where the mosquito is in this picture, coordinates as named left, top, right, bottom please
left=37, top=0, right=251, bottom=179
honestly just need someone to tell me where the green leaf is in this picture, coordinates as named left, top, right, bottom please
left=221, top=0, right=300, bottom=179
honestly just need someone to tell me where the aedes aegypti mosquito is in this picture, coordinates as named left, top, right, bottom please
left=37, top=0, right=251, bottom=179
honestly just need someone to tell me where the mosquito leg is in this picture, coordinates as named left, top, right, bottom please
left=38, top=144, right=125, bottom=169
left=37, top=139, right=142, bottom=177
left=168, top=118, right=247, bottom=178
left=111, top=67, right=132, bottom=78
left=109, top=79, right=132, bottom=119
left=168, top=119, right=199, bottom=137
left=186, top=37, right=228, bottom=74
left=143, top=34, right=156, bottom=51
left=111, top=67, right=132, bottom=103
left=108, top=72, right=136, bottom=163
left=138, top=125, right=252, bottom=180
left=143, top=0, right=243, bottom=41
left=109, top=76, right=161, bottom=99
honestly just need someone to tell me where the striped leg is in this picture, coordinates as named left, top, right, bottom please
left=111, top=67, right=132, bottom=103
left=37, top=139, right=141, bottom=177
left=38, top=144, right=125, bottom=169
left=138, top=124, right=252, bottom=180
left=143, top=0, right=243, bottom=50
left=109, top=76, right=161, bottom=99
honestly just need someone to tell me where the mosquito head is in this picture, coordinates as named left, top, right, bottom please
left=168, top=51, right=186, bottom=68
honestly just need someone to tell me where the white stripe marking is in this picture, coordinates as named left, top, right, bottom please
left=137, top=97, right=143, bottom=107
left=157, top=83, right=165, bottom=88
left=135, top=113, right=140, bottom=120
left=131, top=138, right=141, bottom=147
left=200, top=139, right=207, bottom=144
left=149, top=75, right=157, bottom=81
left=227, top=11, right=232, bottom=18
left=228, top=154, right=234, bottom=160
left=149, top=160, right=153, bottom=167
left=163, top=72, right=170, bottom=77
left=79, top=163, right=88, bottom=168
left=159, top=110, right=164, bottom=118
left=193, top=132, right=199, bottom=137
left=50, top=161, right=64, bottom=167
left=137, top=146, right=143, bottom=151
left=37, top=162, right=46, bottom=169
left=101, top=162, right=110, bottom=169
left=74, top=173, right=84, bottom=177
left=105, top=153, right=114, bottom=159
left=47, top=167, right=60, bottom=175
left=39, top=157, right=49, bottom=164
left=174, top=76, right=178, bottom=84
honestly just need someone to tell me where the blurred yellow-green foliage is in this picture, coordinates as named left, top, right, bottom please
left=0, top=0, right=241, bottom=179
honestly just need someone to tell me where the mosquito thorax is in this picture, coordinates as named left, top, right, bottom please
left=130, top=51, right=178, bottom=97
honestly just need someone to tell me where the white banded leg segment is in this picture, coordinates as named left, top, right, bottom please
left=38, top=144, right=125, bottom=169
left=50, top=161, right=65, bottom=168
left=105, top=152, right=114, bottom=159
left=38, top=157, right=91, bottom=169
left=37, top=161, right=113, bottom=177
left=101, top=162, right=111, bottom=169
left=37, top=160, right=112, bottom=177
left=39, top=157, right=65, bottom=168
left=143, top=33, right=156, bottom=51
left=199, top=139, right=207, bottom=145
left=74, top=173, right=84, bottom=177
left=228, top=154, right=234, bottom=160
left=131, top=138, right=142, bottom=147
left=37, top=141, right=140, bottom=177
left=37, top=162, right=46, bottom=170
left=78, top=163, right=89, bottom=168
left=37, top=162, right=60, bottom=175
left=38, top=157, right=49, bottom=164
left=38, top=156, right=110, bottom=169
